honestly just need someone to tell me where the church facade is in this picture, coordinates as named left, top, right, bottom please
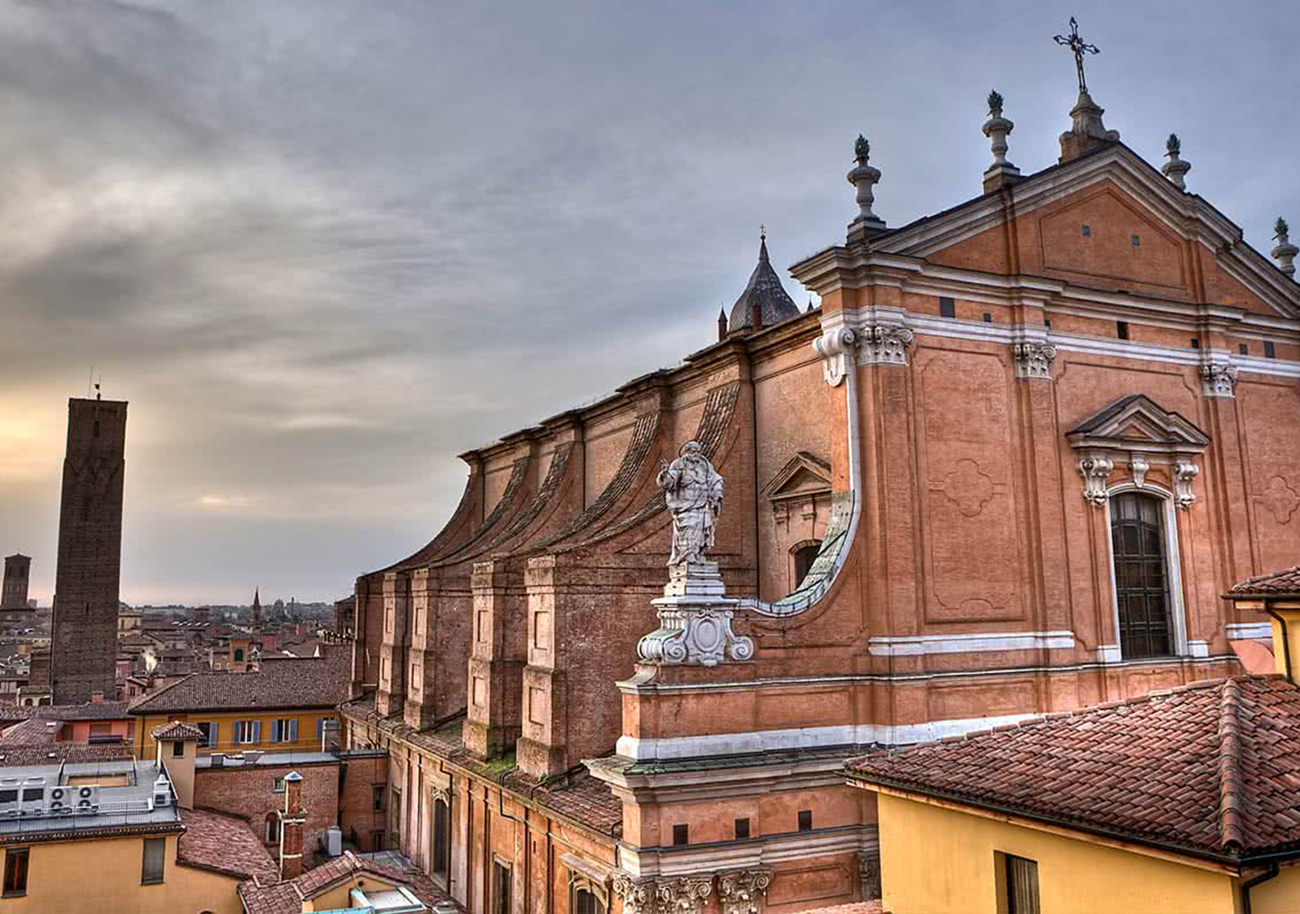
left=340, top=56, right=1300, bottom=914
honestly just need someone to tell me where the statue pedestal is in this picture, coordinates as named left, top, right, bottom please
left=636, top=562, right=754, bottom=667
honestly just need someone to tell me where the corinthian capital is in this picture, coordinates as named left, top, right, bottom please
left=718, top=870, right=772, bottom=914
left=1013, top=341, right=1057, bottom=380
left=1198, top=361, right=1237, bottom=398
left=858, top=322, right=914, bottom=366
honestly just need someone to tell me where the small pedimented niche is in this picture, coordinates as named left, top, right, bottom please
left=763, top=452, right=833, bottom=534
left=1066, top=395, right=1210, bottom=508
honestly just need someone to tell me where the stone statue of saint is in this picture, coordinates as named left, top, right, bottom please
left=658, top=440, right=724, bottom=566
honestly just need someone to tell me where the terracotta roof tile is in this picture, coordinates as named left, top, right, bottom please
left=238, top=849, right=453, bottom=914
left=129, top=653, right=348, bottom=715
left=1229, top=565, right=1300, bottom=597
left=178, top=807, right=278, bottom=882
left=152, top=721, right=205, bottom=741
left=846, top=676, right=1300, bottom=861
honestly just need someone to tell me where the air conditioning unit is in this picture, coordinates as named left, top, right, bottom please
left=152, top=775, right=171, bottom=808
left=74, top=785, right=100, bottom=814
left=19, top=784, right=45, bottom=817
left=324, top=825, right=342, bottom=857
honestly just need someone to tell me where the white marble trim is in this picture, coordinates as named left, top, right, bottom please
left=867, top=631, right=1075, bottom=656
left=1226, top=622, right=1272, bottom=641
left=614, top=713, right=1037, bottom=761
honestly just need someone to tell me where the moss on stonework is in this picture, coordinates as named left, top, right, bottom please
left=481, top=753, right=516, bottom=775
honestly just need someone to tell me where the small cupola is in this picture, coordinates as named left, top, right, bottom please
left=727, top=230, right=800, bottom=335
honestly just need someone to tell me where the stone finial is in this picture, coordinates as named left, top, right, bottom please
left=1058, top=89, right=1120, bottom=162
left=982, top=88, right=1021, bottom=193
left=1162, top=133, right=1191, bottom=191
left=1273, top=217, right=1298, bottom=277
left=847, top=134, right=885, bottom=235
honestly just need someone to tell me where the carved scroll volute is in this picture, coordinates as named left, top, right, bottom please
left=814, top=327, right=857, bottom=387
left=718, top=870, right=772, bottom=914
left=613, top=876, right=655, bottom=914
left=1078, top=456, right=1114, bottom=506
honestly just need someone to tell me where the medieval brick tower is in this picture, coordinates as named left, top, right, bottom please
left=50, top=397, right=128, bottom=704
left=1, top=555, right=31, bottom=610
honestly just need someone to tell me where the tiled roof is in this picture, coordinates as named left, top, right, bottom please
left=152, top=721, right=205, bottom=741
left=238, top=849, right=452, bottom=914
left=129, top=653, right=349, bottom=715
left=1229, top=565, right=1300, bottom=597
left=846, top=676, right=1300, bottom=862
left=179, top=808, right=278, bottom=882
left=0, top=742, right=132, bottom=766
left=0, top=717, right=62, bottom=745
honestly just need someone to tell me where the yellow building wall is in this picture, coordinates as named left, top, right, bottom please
left=1237, top=865, right=1300, bottom=914
left=134, top=709, right=339, bottom=759
left=875, top=792, right=1238, bottom=914
left=0, top=832, right=241, bottom=914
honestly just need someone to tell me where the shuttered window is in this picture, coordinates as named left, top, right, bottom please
left=1003, top=854, right=1039, bottom=914
left=141, top=837, right=166, bottom=885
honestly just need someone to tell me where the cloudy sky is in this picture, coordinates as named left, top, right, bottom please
left=0, top=0, right=1295, bottom=606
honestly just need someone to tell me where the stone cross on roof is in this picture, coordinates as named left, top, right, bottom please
left=1054, top=16, right=1100, bottom=94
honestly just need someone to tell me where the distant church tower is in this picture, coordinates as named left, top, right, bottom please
left=252, top=588, right=262, bottom=628
left=50, top=397, right=128, bottom=705
left=1, top=555, right=31, bottom=610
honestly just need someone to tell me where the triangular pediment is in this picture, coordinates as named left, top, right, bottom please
left=762, top=451, right=832, bottom=501
left=1066, top=395, right=1210, bottom=453
left=865, top=143, right=1300, bottom=321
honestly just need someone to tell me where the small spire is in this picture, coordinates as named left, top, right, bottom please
left=1272, top=217, right=1298, bottom=277
left=758, top=226, right=769, bottom=263
left=982, top=88, right=1021, bottom=193
left=847, top=134, right=885, bottom=238
left=717, top=307, right=728, bottom=341
left=1161, top=133, right=1191, bottom=191
left=807, top=298, right=814, bottom=313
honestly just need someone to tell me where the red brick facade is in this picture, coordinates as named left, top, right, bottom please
left=194, top=759, right=338, bottom=859
left=341, top=93, right=1300, bottom=914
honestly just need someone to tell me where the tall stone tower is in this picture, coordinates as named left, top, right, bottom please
left=252, top=588, right=262, bottom=629
left=50, top=397, right=128, bottom=705
left=1, top=555, right=31, bottom=610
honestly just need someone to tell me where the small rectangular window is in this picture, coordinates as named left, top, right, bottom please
left=373, top=785, right=385, bottom=812
left=1131, top=234, right=1141, bottom=247
left=141, top=837, right=166, bottom=885
left=1001, top=853, right=1040, bottom=914
left=273, top=777, right=285, bottom=794
left=1044, top=319, right=1051, bottom=331
left=3, top=848, right=28, bottom=897
left=1265, top=341, right=1277, bottom=359
left=1190, top=338, right=1200, bottom=349
left=734, top=818, right=750, bottom=840
left=1239, top=343, right=1249, bottom=355
left=371, top=829, right=385, bottom=850
left=672, top=824, right=689, bottom=846
left=1081, top=224, right=1091, bottom=237
left=982, top=312, right=992, bottom=323
left=1117, top=321, right=1130, bottom=340
left=939, top=296, right=955, bottom=318
left=171, top=740, right=184, bottom=758
left=797, top=810, right=813, bottom=832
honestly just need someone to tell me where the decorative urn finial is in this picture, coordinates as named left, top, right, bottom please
left=846, top=134, right=885, bottom=234
left=1161, top=132, right=1191, bottom=191
left=1273, top=217, right=1298, bottom=277
left=981, top=88, right=1020, bottom=192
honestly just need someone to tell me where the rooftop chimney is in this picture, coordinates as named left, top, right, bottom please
left=279, top=771, right=306, bottom=880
